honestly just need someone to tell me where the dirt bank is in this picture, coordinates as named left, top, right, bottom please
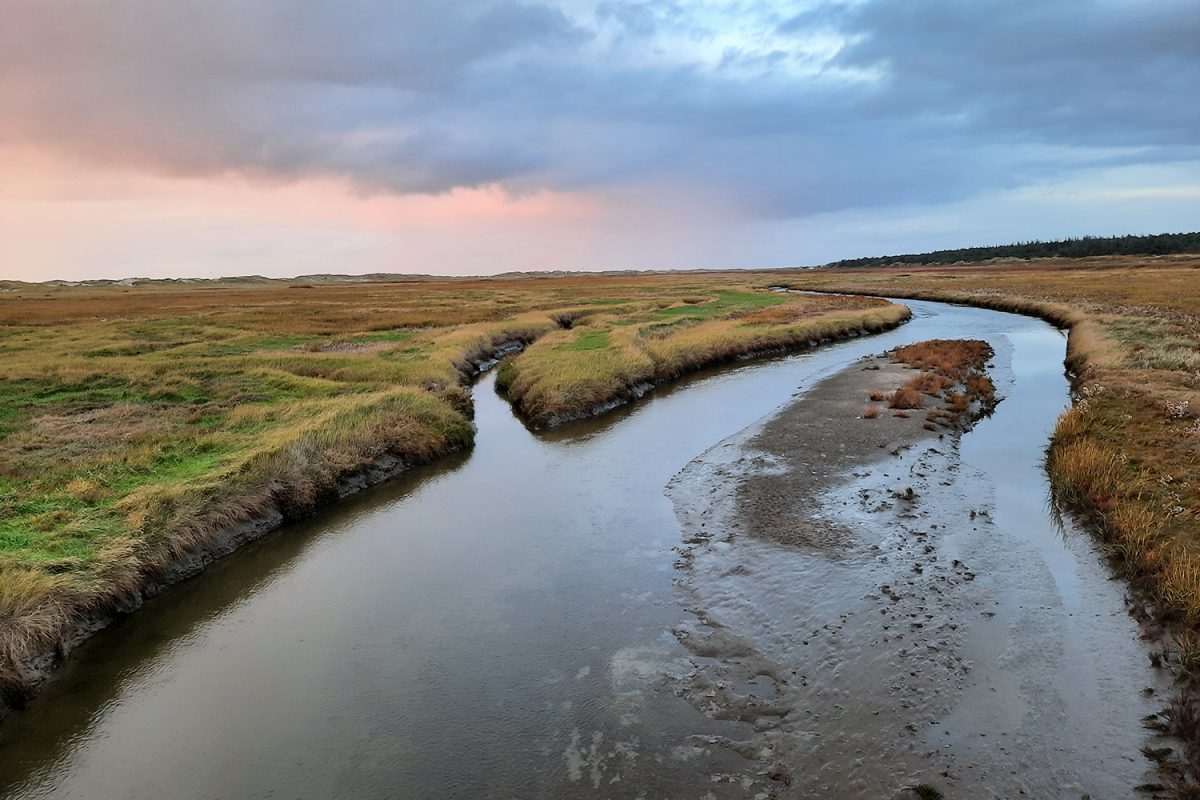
left=668, top=349, right=1172, bottom=798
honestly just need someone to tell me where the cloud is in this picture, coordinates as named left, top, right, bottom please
left=2, top=0, right=1197, bottom=222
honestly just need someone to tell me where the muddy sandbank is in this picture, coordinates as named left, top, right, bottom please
left=668, top=349, right=1171, bottom=798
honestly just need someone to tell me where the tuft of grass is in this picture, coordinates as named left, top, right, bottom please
left=892, top=338, right=991, bottom=379
left=912, top=783, right=945, bottom=800
left=889, top=387, right=926, bottom=409
left=885, top=340, right=996, bottom=426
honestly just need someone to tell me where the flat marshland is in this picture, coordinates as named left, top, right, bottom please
left=784, top=256, right=1200, bottom=631
left=0, top=273, right=906, bottom=707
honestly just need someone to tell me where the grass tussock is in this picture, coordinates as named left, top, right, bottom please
left=892, top=338, right=992, bottom=380
left=888, top=387, right=925, bottom=410
left=885, top=339, right=997, bottom=425
left=0, top=271, right=910, bottom=711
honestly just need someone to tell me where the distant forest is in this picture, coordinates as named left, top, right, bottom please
left=827, top=231, right=1200, bottom=268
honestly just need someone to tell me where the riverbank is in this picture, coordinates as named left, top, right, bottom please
left=669, top=338, right=1170, bottom=797
left=0, top=336, right=529, bottom=714
left=0, top=276, right=910, bottom=718
left=781, top=262, right=1200, bottom=789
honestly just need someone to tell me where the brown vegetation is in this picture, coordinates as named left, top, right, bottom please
left=888, top=387, right=925, bottom=410
left=883, top=339, right=997, bottom=425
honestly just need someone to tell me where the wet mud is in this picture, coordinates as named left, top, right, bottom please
left=669, top=351, right=1175, bottom=798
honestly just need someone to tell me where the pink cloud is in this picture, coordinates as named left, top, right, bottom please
left=0, top=145, right=735, bottom=281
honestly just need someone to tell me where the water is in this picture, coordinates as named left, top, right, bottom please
left=0, top=300, right=1161, bottom=798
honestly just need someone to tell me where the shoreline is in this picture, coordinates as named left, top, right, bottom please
left=792, top=284, right=1200, bottom=784
left=1, top=338, right=537, bottom=719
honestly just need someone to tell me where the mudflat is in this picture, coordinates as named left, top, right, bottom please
left=733, top=357, right=943, bottom=549
left=669, top=347, right=1169, bottom=798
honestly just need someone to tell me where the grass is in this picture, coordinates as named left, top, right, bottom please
left=0, top=271, right=908, bottom=710
left=886, top=340, right=996, bottom=425
left=498, top=291, right=909, bottom=426
left=888, top=387, right=926, bottom=410
left=861, top=339, right=996, bottom=426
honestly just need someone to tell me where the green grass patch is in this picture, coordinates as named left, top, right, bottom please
left=104, top=441, right=233, bottom=495
left=648, top=290, right=785, bottom=321
left=184, top=334, right=317, bottom=356
left=560, top=330, right=612, bottom=351
left=347, top=329, right=414, bottom=343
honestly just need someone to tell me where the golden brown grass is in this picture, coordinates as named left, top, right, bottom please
left=0, top=271, right=909, bottom=710
left=892, top=339, right=992, bottom=381
left=888, top=387, right=926, bottom=410
left=883, top=339, right=996, bottom=424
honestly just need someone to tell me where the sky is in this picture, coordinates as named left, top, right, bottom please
left=2, top=0, right=1198, bottom=281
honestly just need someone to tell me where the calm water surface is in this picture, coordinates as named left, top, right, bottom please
left=0, top=300, right=1139, bottom=798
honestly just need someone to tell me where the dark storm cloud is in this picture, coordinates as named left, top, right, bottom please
left=815, top=0, right=1200, bottom=146
left=3, top=0, right=1196, bottom=216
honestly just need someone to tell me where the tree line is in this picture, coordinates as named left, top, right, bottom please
left=826, top=231, right=1200, bottom=269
